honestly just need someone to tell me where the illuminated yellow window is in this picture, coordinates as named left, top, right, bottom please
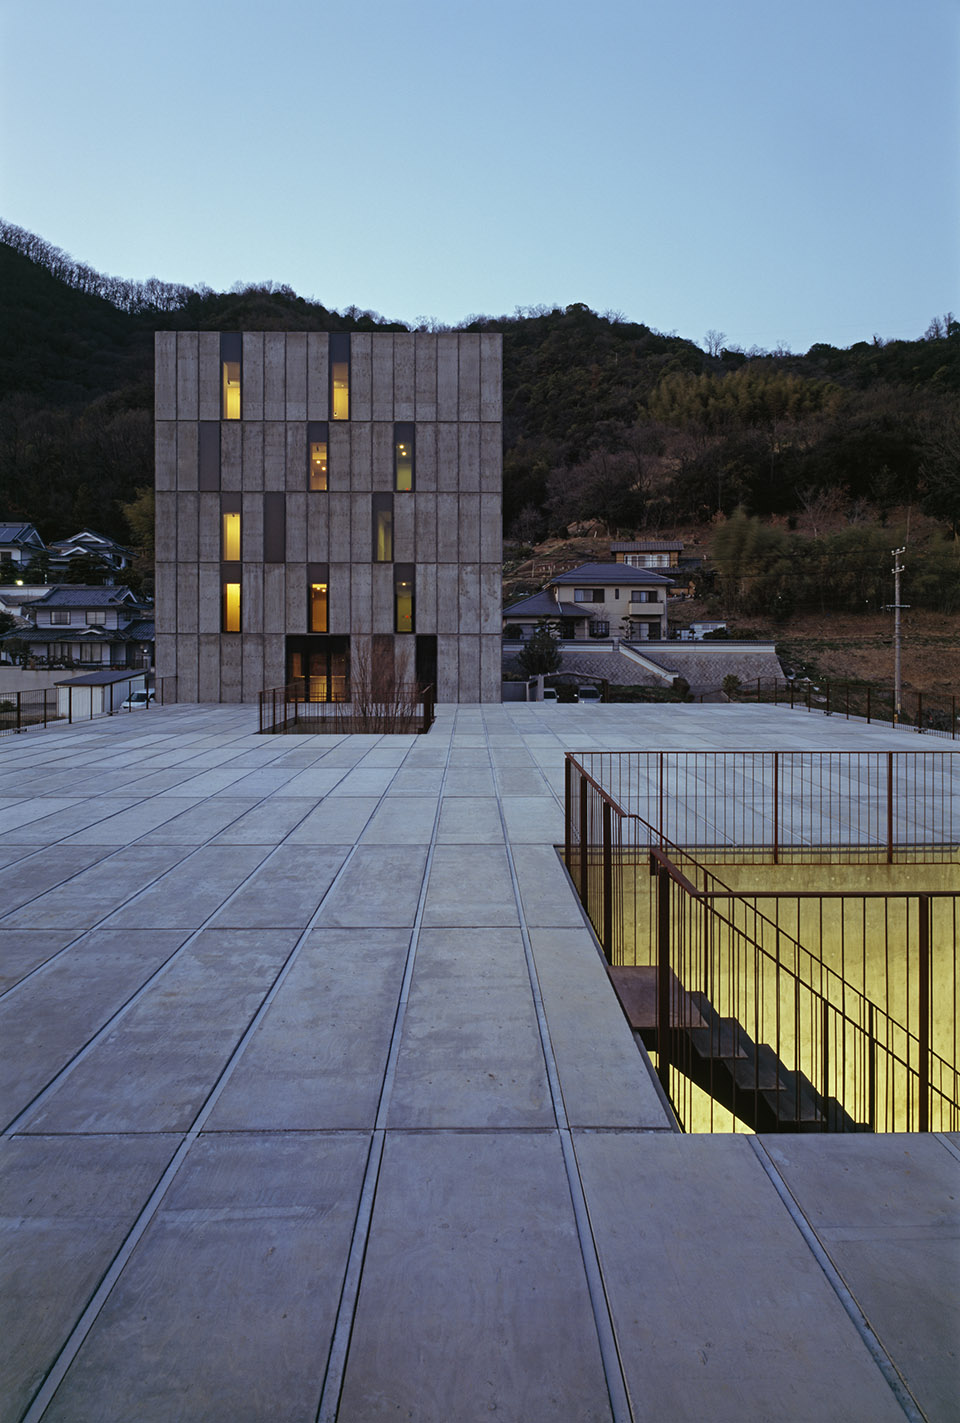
left=329, top=333, right=350, bottom=420
left=222, top=582, right=241, bottom=633
left=310, top=582, right=328, bottom=633
left=222, top=511, right=241, bottom=561
left=395, top=564, right=415, bottom=633
left=222, top=362, right=241, bottom=419
left=309, top=437, right=328, bottom=490
left=373, top=495, right=393, bottom=562
left=394, top=423, right=415, bottom=491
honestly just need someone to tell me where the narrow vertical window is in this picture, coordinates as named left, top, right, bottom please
left=221, top=333, right=242, bottom=420
left=329, top=333, right=350, bottom=420
left=309, top=572, right=329, bottom=632
left=263, top=492, right=285, bottom=562
left=222, top=582, right=241, bottom=632
left=198, top=422, right=221, bottom=491
left=372, top=494, right=393, bottom=562
left=394, top=422, right=415, bottom=491
left=394, top=563, right=415, bottom=634
left=308, top=421, right=328, bottom=490
left=222, top=511, right=241, bottom=561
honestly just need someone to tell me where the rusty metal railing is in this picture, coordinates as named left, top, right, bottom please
left=564, top=750, right=960, bottom=1133
left=260, top=682, right=436, bottom=735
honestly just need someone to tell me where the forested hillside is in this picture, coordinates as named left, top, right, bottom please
left=1, top=220, right=957, bottom=567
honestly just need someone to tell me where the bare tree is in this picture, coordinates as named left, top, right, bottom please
left=704, top=329, right=727, bottom=358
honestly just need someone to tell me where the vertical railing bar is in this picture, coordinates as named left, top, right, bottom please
left=918, top=894, right=930, bottom=1132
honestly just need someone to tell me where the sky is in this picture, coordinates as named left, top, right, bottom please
left=1, top=0, right=958, bottom=352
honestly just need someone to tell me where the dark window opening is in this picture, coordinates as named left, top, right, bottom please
left=221, top=333, right=242, bottom=420
left=286, top=634, right=350, bottom=702
left=415, top=634, right=437, bottom=695
left=394, top=422, right=415, bottom=491
left=199, top=422, right=221, bottom=491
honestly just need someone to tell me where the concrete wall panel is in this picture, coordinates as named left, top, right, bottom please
left=458, top=564, right=481, bottom=634
left=263, top=333, right=286, bottom=421
left=417, top=562, right=437, bottom=633
left=457, top=633, right=481, bottom=701
left=242, top=334, right=264, bottom=420
left=480, top=495, right=502, bottom=565
left=242, top=423, right=264, bottom=491
left=263, top=566, right=286, bottom=636
left=394, top=333, right=415, bottom=419
left=243, top=562, right=264, bottom=634
left=371, top=423, right=393, bottom=492
left=437, top=634, right=459, bottom=701
left=242, top=633, right=264, bottom=701
left=155, top=422, right=177, bottom=491
left=306, top=333, right=329, bottom=419
left=415, top=423, right=436, bottom=493
left=198, top=332, right=220, bottom=419
left=371, top=564, right=394, bottom=633
left=415, top=493, right=437, bottom=564
left=480, top=564, right=502, bottom=634
left=199, top=633, right=220, bottom=700
left=177, top=635, right=199, bottom=701
left=351, top=563, right=372, bottom=635
left=394, top=636, right=415, bottom=686
left=221, top=424, right=242, bottom=492
left=436, top=493, right=459, bottom=562
left=176, top=492, right=199, bottom=565
left=329, top=424, right=351, bottom=493
left=415, top=334, right=437, bottom=420
left=458, top=423, right=480, bottom=492
left=371, top=335, right=394, bottom=421
left=220, top=635, right=242, bottom=702
left=351, top=493, right=370, bottom=565
left=197, top=492, right=219, bottom=562
left=176, top=421, right=198, bottom=492
left=285, top=492, right=307, bottom=564
left=458, top=494, right=480, bottom=564
left=480, top=634, right=501, bottom=702
left=328, top=564, right=351, bottom=634
left=480, top=424, right=502, bottom=493
left=155, top=493, right=177, bottom=563
left=241, top=494, right=263, bottom=564
left=285, top=333, right=307, bottom=420
left=480, top=334, right=502, bottom=421
left=263, top=634, right=285, bottom=690
left=436, top=565, right=460, bottom=634
left=436, top=424, right=459, bottom=492
left=328, top=494, right=352, bottom=562
left=264, top=423, right=285, bottom=492
left=394, top=494, right=415, bottom=562
left=285, top=565, right=307, bottom=634
left=154, top=630, right=176, bottom=680
left=352, top=422, right=373, bottom=491
left=351, top=333, right=372, bottom=421
left=154, top=564, right=177, bottom=643
left=198, top=563, right=221, bottom=635
left=155, top=333, right=177, bottom=419
left=306, top=492, right=329, bottom=563
left=176, top=333, right=199, bottom=420
left=458, top=334, right=481, bottom=421
left=436, top=334, right=459, bottom=420
left=177, top=562, right=198, bottom=635
left=285, top=423, right=306, bottom=493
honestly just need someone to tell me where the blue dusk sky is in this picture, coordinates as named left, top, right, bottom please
left=1, top=0, right=957, bottom=352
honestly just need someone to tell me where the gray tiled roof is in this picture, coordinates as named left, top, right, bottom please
left=24, top=585, right=137, bottom=608
left=549, top=562, right=673, bottom=587
left=0, top=522, right=43, bottom=545
left=502, top=592, right=583, bottom=619
left=124, top=620, right=155, bottom=640
left=610, top=540, right=684, bottom=552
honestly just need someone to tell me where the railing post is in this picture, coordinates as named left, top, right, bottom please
left=954, top=694, right=957, bottom=740
left=16, top=691, right=21, bottom=733
left=772, top=751, right=779, bottom=865
left=68, top=686, right=73, bottom=724
left=821, top=999, right=831, bottom=1131
left=656, top=865, right=671, bottom=1096
left=918, top=895, right=930, bottom=1132
left=579, top=773, right=589, bottom=903
left=602, top=800, right=613, bottom=962
left=866, top=685, right=871, bottom=724
left=916, top=691, right=923, bottom=734
left=886, top=752, right=894, bottom=865
left=825, top=682, right=830, bottom=716
left=564, top=757, right=572, bottom=872
left=867, top=1002, right=876, bottom=1133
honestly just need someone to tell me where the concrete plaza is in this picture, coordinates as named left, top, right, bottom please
left=1, top=702, right=957, bottom=1421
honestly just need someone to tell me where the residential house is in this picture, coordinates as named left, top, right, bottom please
left=610, top=539, right=683, bottom=569
left=0, top=521, right=45, bottom=573
left=2, top=586, right=154, bottom=669
left=154, top=331, right=503, bottom=702
left=504, top=562, right=673, bottom=642
left=47, top=528, right=135, bottom=581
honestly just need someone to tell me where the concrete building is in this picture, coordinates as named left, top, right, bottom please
left=154, top=331, right=503, bottom=703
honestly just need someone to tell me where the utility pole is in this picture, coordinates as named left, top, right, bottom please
left=886, top=547, right=908, bottom=719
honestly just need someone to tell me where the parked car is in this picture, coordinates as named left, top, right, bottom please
left=541, top=687, right=559, bottom=702
left=577, top=685, right=603, bottom=703
left=121, top=690, right=155, bottom=709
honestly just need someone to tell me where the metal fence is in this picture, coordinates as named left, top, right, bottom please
left=564, top=751, right=960, bottom=1133
left=728, top=678, right=958, bottom=738
left=0, top=678, right=170, bottom=738
left=260, top=682, right=436, bottom=735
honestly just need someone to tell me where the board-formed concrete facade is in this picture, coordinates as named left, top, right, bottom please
left=154, top=331, right=502, bottom=702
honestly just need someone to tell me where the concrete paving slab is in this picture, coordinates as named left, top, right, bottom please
left=0, top=1133, right=177, bottom=1423
left=338, top=1131, right=610, bottom=1422
left=435, top=795, right=506, bottom=844
left=761, top=1134, right=960, bottom=1423
left=441, top=764, right=496, bottom=795
left=41, top=1132, right=371, bottom=1423
left=326, top=766, right=399, bottom=797
left=530, top=928, right=672, bottom=1128
left=500, top=794, right=565, bottom=844
left=26, top=929, right=299, bottom=1133
left=207, top=846, right=349, bottom=928
left=272, top=766, right=350, bottom=797
left=494, top=766, right=553, bottom=797
left=101, top=844, right=272, bottom=928
left=359, top=795, right=437, bottom=844
left=387, top=766, right=445, bottom=795
left=1, top=798, right=141, bottom=843
left=0, top=845, right=193, bottom=929
left=315, top=844, right=428, bottom=928
left=210, top=797, right=316, bottom=843
left=208, top=928, right=410, bottom=1129
left=284, top=796, right=379, bottom=844
left=60, top=795, right=208, bottom=845
left=0, top=798, right=80, bottom=833
left=0, top=845, right=115, bottom=917
left=575, top=1133, right=906, bottom=1422
left=422, top=845, right=520, bottom=927
left=135, top=796, right=261, bottom=843
left=511, top=844, right=590, bottom=928
left=0, top=928, right=78, bottom=993
left=0, top=930, right=190, bottom=1127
